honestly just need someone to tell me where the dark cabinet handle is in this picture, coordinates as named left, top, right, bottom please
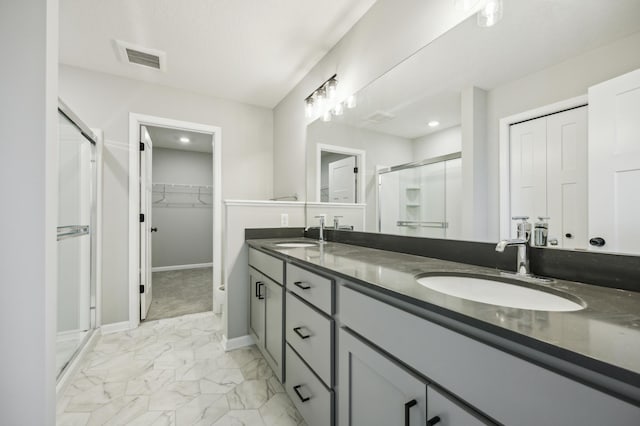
left=293, top=385, right=310, bottom=402
left=293, top=326, right=311, bottom=339
left=565, top=233, right=572, bottom=239
left=589, top=237, right=606, bottom=247
left=150, top=227, right=158, bottom=232
left=404, top=399, right=417, bottom=426
left=427, top=416, right=441, bottom=425
left=256, top=281, right=265, bottom=300
left=293, top=281, right=311, bottom=290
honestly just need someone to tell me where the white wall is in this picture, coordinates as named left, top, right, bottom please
left=273, top=0, right=475, bottom=201
left=59, top=64, right=274, bottom=324
left=152, top=148, right=213, bottom=268
left=0, top=0, right=58, bottom=423
left=485, top=31, right=640, bottom=240
left=224, top=201, right=305, bottom=339
left=412, top=126, right=461, bottom=160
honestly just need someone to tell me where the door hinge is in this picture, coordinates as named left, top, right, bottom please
left=140, top=213, right=145, bottom=223
left=354, top=167, right=358, bottom=173
left=140, top=142, right=145, bottom=151
left=140, top=285, right=145, bottom=294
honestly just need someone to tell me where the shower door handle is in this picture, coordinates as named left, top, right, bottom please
left=150, top=227, right=158, bottom=232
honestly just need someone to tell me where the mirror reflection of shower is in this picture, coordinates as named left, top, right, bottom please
left=377, top=153, right=462, bottom=239
left=56, top=101, right=99, bottom=380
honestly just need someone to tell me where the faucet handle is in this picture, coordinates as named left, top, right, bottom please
left=314, top=215, right=325, bottom=224
left=512, top=216, right=530, bottom=222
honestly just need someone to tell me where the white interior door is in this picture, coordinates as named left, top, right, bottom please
left=328, top=155, right=356, bottom=203
left=588, top=68, right=640, bottom=254
left=546, top=106, right=588, bottom=249
left=510, top=117, right=547, bottom=237
left=140, top=126, right=153, bottom=319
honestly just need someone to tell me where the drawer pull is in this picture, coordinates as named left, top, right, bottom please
left=293, top=385, right=311, bottom=402
left=427, top=416, right=441, bottom=425
left=256, top=281, right=265, bottom=300
left=293, top=281, right=311, bottom=290
left=404, top=399, right=417, bottom=426
left=293, top=326, right=311, bottom=339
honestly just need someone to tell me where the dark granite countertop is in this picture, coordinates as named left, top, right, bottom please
left=247, top=237, right=640, bottom=399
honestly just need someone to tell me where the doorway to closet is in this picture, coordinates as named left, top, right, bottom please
left=142, top=125, right=214, bottom=321
left=129, top=114, right=222, bottom=327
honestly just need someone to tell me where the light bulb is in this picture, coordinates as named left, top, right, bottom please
left=305, top=98, right=315, bottom=118
left=322, top=109, right=332, bottom=122
left=333, top=102, right=344, bottom=116
left=346, top=94, right=357, bottom=109
left=428, top=121, right=440, bottom=128
left=179, top=137, right=190, bottom=143
left=326, top=78, right=338, bottom=99
left=477, top=0, right=503, bottom=27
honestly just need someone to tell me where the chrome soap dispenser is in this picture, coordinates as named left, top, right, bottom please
left=534, top=216, right=550, bottom=247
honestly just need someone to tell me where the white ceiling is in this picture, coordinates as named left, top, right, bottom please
left=59, top=0, right=377, bottom=108
left=146, top=126, right=213, bottom=153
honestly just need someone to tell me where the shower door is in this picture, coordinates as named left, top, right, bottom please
left=56, top=106, right=97, bottom=379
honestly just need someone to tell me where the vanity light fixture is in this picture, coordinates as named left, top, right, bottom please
left=179, top=136, right=190, bottom=143
left=477, top=0, right=503, bottom=27
left=322, top=109, right=332, bottom=122
left=304, top=74, right=338, bottom=118
left=428, top=120, right=440, bottom=128
left=333, top=101, right=344, bottom=116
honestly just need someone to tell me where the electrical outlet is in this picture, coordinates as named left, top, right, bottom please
left=280, top=213, right=289, bottom=227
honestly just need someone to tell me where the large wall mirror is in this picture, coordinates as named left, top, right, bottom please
left=305, top=0, right=640, bottom=255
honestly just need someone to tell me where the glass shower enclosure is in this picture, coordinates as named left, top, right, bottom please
left=56, top=100, right=98, bottom=379
left=377, top=153, right=462, bottom=239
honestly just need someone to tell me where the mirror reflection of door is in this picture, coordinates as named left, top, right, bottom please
left=321, top=151, right=358, bottom=203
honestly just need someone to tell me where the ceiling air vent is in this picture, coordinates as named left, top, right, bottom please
left=113, top=39, right=167, bottom=71
left=363, top=111, right=396, bottom=124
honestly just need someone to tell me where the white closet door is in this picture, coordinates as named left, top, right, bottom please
left=546, top=106, right=588, bottom=249
left=588, top=68, right=640, bottom=254
left=140, top=126, right=153, bottom=319
left=328, top=155, right=356, bottom=203
left=510, top=117, right=547, bottom=238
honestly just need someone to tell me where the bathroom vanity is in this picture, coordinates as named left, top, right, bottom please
left=247, top=238, right=640, bottom=426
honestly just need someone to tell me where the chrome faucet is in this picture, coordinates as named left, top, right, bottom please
left=314, top=215, right=326, bottom=243
left=496, top=216, right=532, bottom=276
left=333, top=215, right=342, bottom=230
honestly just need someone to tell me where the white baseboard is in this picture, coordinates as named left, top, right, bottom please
left=100, top=321, right=131, bottom=335
left=56, top=329, right=100, bottom=397
left=152, top=262, right=213, bottom=272
left=221, top=334, right=254, bottom=352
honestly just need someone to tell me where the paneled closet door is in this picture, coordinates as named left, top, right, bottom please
left=546, top=106, right=588, bottom=249
left=588, top=68, right=640, bottom=254
left=509, top=117, right=547, bottom=238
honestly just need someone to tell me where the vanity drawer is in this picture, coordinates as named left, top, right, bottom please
left=286, top=263, right=334, bottom=314
left=286, top=292, right=334, bottom=387
left=249, top=247, right=283, bottom=283
left=286, top=344, right=333, bottom=426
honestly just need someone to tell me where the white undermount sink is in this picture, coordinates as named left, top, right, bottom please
left=416, top=275, right=584, bottom=312
left=274, top=242, right=318, bottom=248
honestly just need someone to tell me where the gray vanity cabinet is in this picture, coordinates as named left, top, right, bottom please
left=338, top=328, right=427, bottom=426
left=248, top=248, right=284, bottom=381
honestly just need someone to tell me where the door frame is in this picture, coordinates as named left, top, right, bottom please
left=128, top=113, right=222, bottom=329
left=498, top=95, right=587, bottom=240
left=315, top=143, right=365, bottom=203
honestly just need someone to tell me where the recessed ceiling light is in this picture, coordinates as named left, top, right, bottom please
left=428, top=121, right=440, bottom=127
left=179, top=137, right=190, bottom=143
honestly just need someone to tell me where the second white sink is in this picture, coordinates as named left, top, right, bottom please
left=416, top=275, right=584, bottom=312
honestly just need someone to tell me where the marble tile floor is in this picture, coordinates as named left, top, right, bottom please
left=57, top=312, right=306, bottom=426
left=146, top=268, right=213, bottom=321
left=57, top=330, right=90, bottom=378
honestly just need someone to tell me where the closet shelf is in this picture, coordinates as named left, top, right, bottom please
left=152, top=183, right=213, bottom=208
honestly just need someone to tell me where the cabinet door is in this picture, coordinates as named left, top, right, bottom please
left=264, top=278, right=282, bottom=371
left=427, top=385, right=491, bottom=426
left=249, top=268, right=265, bottom=346
left=338, top=328, right=426, bottom=426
